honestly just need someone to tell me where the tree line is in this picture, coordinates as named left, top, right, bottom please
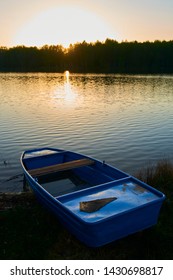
left=0, top=39, right=173, bottom=73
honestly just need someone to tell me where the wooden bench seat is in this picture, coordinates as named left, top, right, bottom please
left=28, top=158, right=94, bottom=177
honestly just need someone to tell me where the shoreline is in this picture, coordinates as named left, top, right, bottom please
left=0, top=191, right=36, bottom=211
left=0, top=160, right=173, bottom=259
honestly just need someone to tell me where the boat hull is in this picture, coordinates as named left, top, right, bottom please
left=21, top=147, right=165, bottom=247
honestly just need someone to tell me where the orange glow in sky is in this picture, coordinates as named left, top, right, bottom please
left=12, top=6, right=117, bottom=48
left=0, top=0, right=173, bottom=47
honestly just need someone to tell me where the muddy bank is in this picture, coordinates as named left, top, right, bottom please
left=0, top=191, right=36, bottom=211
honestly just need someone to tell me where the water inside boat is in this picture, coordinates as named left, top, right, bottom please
left=37, top=170, right=93, bottom=197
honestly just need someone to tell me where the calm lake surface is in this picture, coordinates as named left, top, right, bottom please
left=0, top=73, right=173, bottom=192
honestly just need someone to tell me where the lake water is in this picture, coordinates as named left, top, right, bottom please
left=0, top=73, right=173, bottom=192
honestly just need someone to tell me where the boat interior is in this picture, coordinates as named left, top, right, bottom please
left=22, top=149, right=164, bottom=222
left=22, top=149, right=129, bottom=197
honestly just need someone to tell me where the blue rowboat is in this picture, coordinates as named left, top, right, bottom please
left=20, top=147, right=165, bottom=247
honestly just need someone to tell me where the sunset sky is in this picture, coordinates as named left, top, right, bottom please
left=1, top=0, right=173, bottom=48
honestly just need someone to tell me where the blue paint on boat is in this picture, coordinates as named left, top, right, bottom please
left=20, top=147, right=165, bottom=247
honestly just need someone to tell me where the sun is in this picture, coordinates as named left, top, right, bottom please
left=12, top=6, right=116, bottom=47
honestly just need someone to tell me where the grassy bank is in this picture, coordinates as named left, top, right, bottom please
left=0, top=159, right=173, bottom=260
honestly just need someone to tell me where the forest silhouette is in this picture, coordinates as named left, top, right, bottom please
left=0, top=39, right=173, bottom=73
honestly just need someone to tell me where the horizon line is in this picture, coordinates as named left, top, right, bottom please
left=1, top=38, right=173, bottom=49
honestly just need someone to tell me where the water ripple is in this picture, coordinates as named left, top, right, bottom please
left=0, top=73, right=173, bottom=191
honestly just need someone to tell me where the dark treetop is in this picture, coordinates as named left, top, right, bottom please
left=0, top=39, right=173, bottom=73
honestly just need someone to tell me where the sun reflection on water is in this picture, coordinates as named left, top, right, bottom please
left=52, top=71, right=80, bottom=105
left=64, top=70, right=70, bottom=83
